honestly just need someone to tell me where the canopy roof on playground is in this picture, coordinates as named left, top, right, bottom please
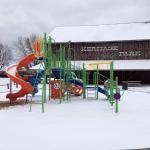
left=31, top=60, right=150, bottom=70
left=50, top=23, right=150, bottom=42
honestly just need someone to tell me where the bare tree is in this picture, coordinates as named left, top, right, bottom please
left=14, top=34, right=37, bottom=57
left=0, top=43, right=12, bottom=69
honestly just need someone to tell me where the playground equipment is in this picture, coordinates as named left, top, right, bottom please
left=82, top=61, right=120, bottom=113
left=6, top=54, right=36, bottom=101
left=5, top=33, right=121, bottom=113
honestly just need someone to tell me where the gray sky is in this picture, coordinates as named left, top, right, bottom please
left=0, top=0, right=149, bottom=44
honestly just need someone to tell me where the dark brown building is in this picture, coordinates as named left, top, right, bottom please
left=53, top=39, right=150, bottom=60
left=50, top=24, right=150, bottom=84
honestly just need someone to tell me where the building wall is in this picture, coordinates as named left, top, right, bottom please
left=52, top=40, right=150, bottom=84
left=75, top=70, right=150, bottom=85
left=53, top=39, right=150, bottom=60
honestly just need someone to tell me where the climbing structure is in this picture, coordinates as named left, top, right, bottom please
left=83, top=61, right=121, bottom=113
left=31, top=33, right=84, bottom=112
left=6, top=33, right=121, bottom=113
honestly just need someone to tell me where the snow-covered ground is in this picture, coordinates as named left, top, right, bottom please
left=0, top=78, right=150, bottom=150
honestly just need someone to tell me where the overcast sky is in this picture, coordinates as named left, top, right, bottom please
left=0, top=0, right=149, bottom=44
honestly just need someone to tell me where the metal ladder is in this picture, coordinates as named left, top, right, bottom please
left=86, top=86, right=97, bottom=99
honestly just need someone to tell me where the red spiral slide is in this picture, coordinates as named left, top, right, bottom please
left=6, top=54, right=36, bottom=102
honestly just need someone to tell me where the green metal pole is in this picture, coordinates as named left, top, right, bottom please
left=93, top=72, right=96, bottom=98
left=62, top=46, right=66, bottom=102
left=59, top=45, right=62, bottom=104
left=43, top=33, right=47, bottom=103
left=66, top=44, right=71, bottom=102
left=83, top=63, right=86, bottom=99
left=96, top=65, right=99, bottom=99
left=48, top=36, right=52, bottom=101
left=68, top=52, right=72, bottom=101
left=115, top=76, right=119, bottom=113
left=66, top=53, right=69, bottom=102
left=41, top=77, right=45, bottom=113
left=110, top=61, right=114, bottom=106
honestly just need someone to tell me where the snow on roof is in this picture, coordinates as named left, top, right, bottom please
left=31, top=60, right=150, bottom=70
left=50, top=23, right=150, bottom=42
